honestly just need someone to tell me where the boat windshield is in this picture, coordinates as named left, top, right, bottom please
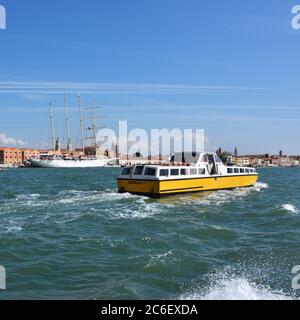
left=134, top=166, right=144, bottom=175
left=122, top=168, right=131, bottom=175
left=214, top=154, right=223, bottom=164
left=170, top=152, right=200, bottom=164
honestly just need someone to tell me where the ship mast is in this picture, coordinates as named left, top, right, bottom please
left=84, top=106, right=105, bottom=158
left=49, top=103, right=56, bottom=152
left=91, top=105, right=97, bottom=151
left=77, top=93, right=85, bottom=154
left=64, top=95, right=72, bottom=154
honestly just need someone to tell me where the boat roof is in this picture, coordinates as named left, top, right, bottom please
left=170, top=151, right=219, bottom=164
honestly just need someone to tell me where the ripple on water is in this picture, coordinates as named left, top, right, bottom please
left=0, top=181, right=270, bottom=230
left=145, top=251, right=176, bottom=268
left=282, top=204, right=298, bottom=214
left=57, top=189, right=139, bottom=203
left=107, top=197, right=165, bottom=220
left=165, top=181, right=269, bottom=208
left=0, top=217, right=24, bottom=234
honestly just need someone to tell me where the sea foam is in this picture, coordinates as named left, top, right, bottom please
left=178, top=181, right=268, bottom=207
left=282, top=204, right=298, bottom=214
left=180, top=277, right=292, bottom=300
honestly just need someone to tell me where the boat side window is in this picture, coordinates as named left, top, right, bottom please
left=171, top=169, right=179, bottom=176
left=190, top=168, right=197, bottom=175
left=199, top=168, right=206, bottom=175
left=240, top=168, right=245, bottom=173
left=144, top=168, right=157, bottom=176
left=180, top=169, right=187, bottom=176
left=246, top=169, right=250, bottom=173
left=234, top=168, right=239, bottom=174
left=122, top=168, right=131, bottom=175
left=160, top=169, right=169, bottom=177
left=134, top=166, right=144, bottom=175
left=227, top=168, right=233, bottom=174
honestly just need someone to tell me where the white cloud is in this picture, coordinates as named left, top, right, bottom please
left=18, top=93, right=47, bottom=101
left=0, top=133, right=28, bottom=147
left=0, top=81, right=265, bottom=95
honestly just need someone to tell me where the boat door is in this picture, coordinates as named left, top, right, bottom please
left=207, top=154, right=218, bottom=175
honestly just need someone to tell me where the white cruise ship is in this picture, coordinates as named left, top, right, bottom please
left=29, top=154, right=112, bottom=168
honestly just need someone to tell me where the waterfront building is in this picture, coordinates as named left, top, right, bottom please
left=0, top=147, right=23, bottom=166
left=231, top=156, right=251, bottom=167
left=20, top=149, right=40, bottom=163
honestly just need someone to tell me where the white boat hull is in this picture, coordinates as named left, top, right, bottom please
left=29, top=159, right=111, bottom=168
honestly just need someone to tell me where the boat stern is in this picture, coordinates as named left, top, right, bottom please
left=117, top=178, right=160, bottom=197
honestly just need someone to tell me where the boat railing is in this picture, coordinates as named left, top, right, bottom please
left=151, top=162, right=193, bottom=167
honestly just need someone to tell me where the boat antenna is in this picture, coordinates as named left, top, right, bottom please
left=49, top=102, right=56, bottom=152
left=64, top=94, right=72, bottom=153
left=77, top=93, right=85, bottom=154
left=91, top=105, right=97, bottom=152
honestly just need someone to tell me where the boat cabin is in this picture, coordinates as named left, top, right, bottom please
left=120, top=152, right=257, bottom=181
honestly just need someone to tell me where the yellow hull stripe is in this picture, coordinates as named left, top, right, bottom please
left=117, top=175, right=258, bottom=196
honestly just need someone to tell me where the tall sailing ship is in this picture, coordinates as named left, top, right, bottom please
left=29, top=94, right=114, bottom=168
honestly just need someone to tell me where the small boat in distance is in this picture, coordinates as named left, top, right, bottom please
left=117, top=152, right=259, bottom=198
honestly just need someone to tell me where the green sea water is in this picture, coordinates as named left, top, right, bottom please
left=0, top=167, right=299, bottom=300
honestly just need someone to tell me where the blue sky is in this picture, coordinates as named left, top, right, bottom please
left=0, top=0, right=300, bottom=154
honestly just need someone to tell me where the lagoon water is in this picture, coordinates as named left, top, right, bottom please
left=0, top=167, right=299, bottom=300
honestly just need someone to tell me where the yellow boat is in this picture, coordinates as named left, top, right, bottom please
left=117, top=152, right=259, bottom=198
